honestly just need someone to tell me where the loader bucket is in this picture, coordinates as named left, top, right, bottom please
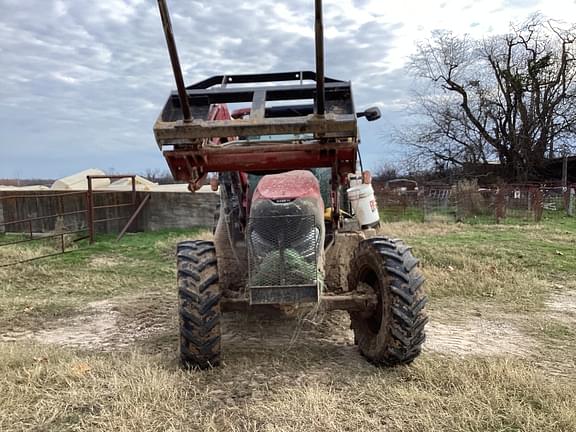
left=153, top=71, right=359, bottom=184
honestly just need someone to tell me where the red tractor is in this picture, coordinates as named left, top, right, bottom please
left=154, top=0, right=428, bottom=368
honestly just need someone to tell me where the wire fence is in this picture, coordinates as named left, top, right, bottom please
left=0, top=191, right=89, bottom=267
left=0, top=179, right=148, bottom=267
left=376, top=183, right=575, bottom=224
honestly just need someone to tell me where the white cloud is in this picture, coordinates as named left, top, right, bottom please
left=53, top=0, right=67, bottom=17
left=51, top=72, right=80, bottom=85
left=1, top=0, right=575, bottom=177
left=93, top=0, right=141, bottom=24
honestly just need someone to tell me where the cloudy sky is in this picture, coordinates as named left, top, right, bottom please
left=1, top=0, right=575, bottom=179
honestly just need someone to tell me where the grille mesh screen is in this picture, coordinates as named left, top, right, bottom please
left=248, top=215, right=318, bottom=288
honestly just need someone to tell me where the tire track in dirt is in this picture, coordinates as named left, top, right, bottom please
left=11, top=294, right=356, bottom=357
left=546, top=289, right=576, bottom=323
left=8, top=290, right=537, bottom=362
left=425, top=319, right=533, bottom=356
left=30, top=293, right=176, bottom=350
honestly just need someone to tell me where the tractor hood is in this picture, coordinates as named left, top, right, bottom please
left=252, top=170, right=322, bottom=202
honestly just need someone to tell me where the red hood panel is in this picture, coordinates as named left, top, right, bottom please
left=252, top=170, right=322, bottom=201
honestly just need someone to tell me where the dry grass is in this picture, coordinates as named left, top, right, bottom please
left=0, top=240, right=59, bottom=264
left=1, top=221, right=576, bottom=431
left=421, top=249, right=550, bottom=313
left=0, top=343, right=574, bottom=432
left=380, top=221, right=466, bottom=238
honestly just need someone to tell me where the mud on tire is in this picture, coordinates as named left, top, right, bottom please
left=213, top=206, right=247, bottom=294
left=212, top=202, right=221, bottom=234
left=177, top=240, right=221, bottom=369
left=348, top=237, right=427, bottom=366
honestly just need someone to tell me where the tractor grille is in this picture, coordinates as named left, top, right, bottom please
left=247, top=214, right=319, bottom=304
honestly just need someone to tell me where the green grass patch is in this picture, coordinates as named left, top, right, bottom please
left=410, top=223, right=576, bottom=275
left=380, top=207, right=425, bottom=223
left=381, top=219, right=576, bottom=314
left=0, top=228, right=207, bottom=331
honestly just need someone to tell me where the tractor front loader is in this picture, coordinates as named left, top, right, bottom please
left=154, top=0, right=428, bottom=369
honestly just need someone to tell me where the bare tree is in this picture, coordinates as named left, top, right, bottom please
left=142, top=168, right=175, bottom=184
left=402, top=15, right=576, bottom=180
left=374, top=162, right=402, bottom=182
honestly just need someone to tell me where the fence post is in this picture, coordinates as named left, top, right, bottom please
left=532, top=187, right=544, bottom=222
left=0, top=198, right=4, bottom=234
left=86, top=177, right=94, bottom=244
left=569, top=188, right=575, bottom=217
left=419, top=192, right=425, bottom=222
left=495, top=187, right=506, bottom=223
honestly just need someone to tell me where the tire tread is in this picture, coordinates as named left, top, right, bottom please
left=349, top=236, right=428, bottom=366
left=177, top=240, right=221, bottom=369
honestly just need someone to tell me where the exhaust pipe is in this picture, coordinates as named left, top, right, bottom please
left=314, top=0, right=325, bottom=116
left=157, top=0, right=192, bottom=122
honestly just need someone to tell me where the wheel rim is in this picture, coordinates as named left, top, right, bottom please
left=358, top=267, right=382, bottom=334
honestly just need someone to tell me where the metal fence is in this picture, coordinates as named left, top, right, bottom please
left=86, top=175, right=150, bottom=243
left=0, top=176, right=149, bottom=267
left=376, top=184, right=575, bottom=223
left=0, top=191, right=89, bottom=267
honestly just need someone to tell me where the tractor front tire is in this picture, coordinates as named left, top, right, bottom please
left=348, top=237, right=427, bottom=366
left=177, top=240, right=221, bottom=369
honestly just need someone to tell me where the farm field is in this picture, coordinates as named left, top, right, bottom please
left=1, top=218, right=576, bottom=432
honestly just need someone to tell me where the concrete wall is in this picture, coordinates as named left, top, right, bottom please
left=141, top=191, right=219, bottom=231
left=0, top=190, right=219, bottom=235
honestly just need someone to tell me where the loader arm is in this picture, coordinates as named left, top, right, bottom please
left=154, top=0, right=359, bottom=230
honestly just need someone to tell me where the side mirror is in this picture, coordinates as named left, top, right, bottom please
left=356, top=106, right=381, bottom=122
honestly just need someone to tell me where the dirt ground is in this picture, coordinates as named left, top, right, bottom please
left=2, top=293, right=536, bottom=359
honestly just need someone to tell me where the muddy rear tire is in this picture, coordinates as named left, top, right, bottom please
left=177, top=240, right=221, bottom=369
left=348, top=237, right=427, bottom=366
left=212, top=202, right=221, bottom=234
